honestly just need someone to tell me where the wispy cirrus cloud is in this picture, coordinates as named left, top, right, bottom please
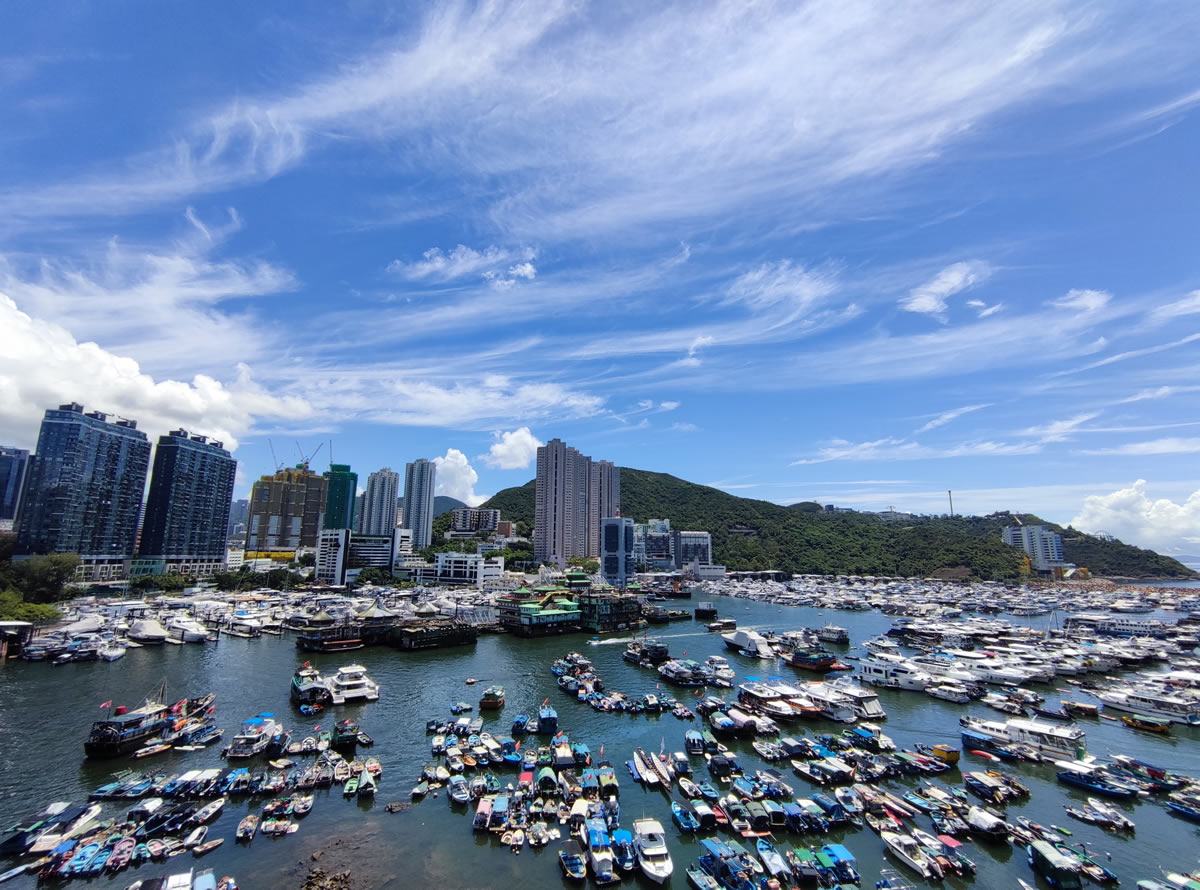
left=914, top=403, right=991, bottom=434
left=901, top=260, right=991, bottom=318
left=1080, top=437, right=1200, bottom=456
left=791, top=436, right=1041, bottom=465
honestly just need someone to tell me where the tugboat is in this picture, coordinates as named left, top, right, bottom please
left=480, top=686, right=506, bottom=710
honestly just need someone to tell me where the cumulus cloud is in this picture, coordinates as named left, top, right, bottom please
left=433, top=448, right=487, bottom=506
left=900, top=261, right=991, bottom=318
left=1071, top=479, right=1200, bottom=553
left=483, top=426, right=542, bottom=469
left=0, top=293, right=311, bottom=450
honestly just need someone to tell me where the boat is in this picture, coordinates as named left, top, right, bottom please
left=756, top=839, right=790, bottom=878
left=235, top=816, right=258, bottom=841
left=581, top=818, right=618, bottom=883
left=326, top=665, right=379, bottom=704
left=84, top=681, right=176, bottom=758
left=357, top=769, right=376, bottom=797
left=129, top=619, right=169, bottom=645
left=558, top=843, right=587, bottom=880
left=192, top=839, right=223, bottom=856
left=1096, top=688, right=1200, bottom=725
left=859, top=654, right=933, bottom=690
left=671, top=801, right=699, bottom=832
left=958, top=715, right=1087, bottom=760
left=721, top=629, right=776, bottom=658
left=223, top=714, right=281, bottom=759
left=479, top=686, right=505, bottom=710
left=1054, top=761, right=1138, bottom=798
left=687, top=864, right=721, bottom=890
left=881, top=830, right=939, bottom=878
left=1121, top=714, right=1172, bottom=733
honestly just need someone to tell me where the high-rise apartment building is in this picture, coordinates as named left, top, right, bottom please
left=1002, top=524, right=1066, bottom=573
left=361, top=468, right=399, bottom=536
left=586, top=460, right=620, bottom=558
left=246, top=465, right=328, bottom=554
left=403, top=459, right=437, bottom=550
left=533, top=438, right=620, bottom=564
left=136, top=430, right=236, bottom=577
left=323, top=464, right=358, bottom=531
left=227, top=498, right=249, bottom=536
left=15, top=403, right=151, bottom=580
left=0, top=446, right=29, bottom=522
left=601, top=517, right=636, bottom=588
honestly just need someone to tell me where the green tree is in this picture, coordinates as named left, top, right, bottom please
left=567, top=557, right=600, bottom=574
left=298, top=552, right=316, bottom=567
left=354, top=566, right=392, bottom=585
left=0, top=551, right=80, bottom=603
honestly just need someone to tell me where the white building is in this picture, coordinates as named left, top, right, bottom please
left=361, top=468, right=399, bottom=536
left=316, top=528, right=351, bottom=584
left=225, top=547, right=245, bottom=570
left=403, top=458, right=437, bottom=551
left=434, top=552, right=505, bottom=588
left=1002, top=524, right=1066, bottom=572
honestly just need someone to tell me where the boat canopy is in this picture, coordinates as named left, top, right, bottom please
left=700, top=838, right=734, bottom=858
left=824, top=844, right=856, bottom=864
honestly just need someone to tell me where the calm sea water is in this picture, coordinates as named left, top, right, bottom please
left=2, top=595, right=1198, bottom=889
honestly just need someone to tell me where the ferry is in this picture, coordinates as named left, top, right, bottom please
left=958, top=715, right=1086, bottom=760
left=480, top=686, right=506, bottom=710
left=1095, top=688, right=1200, bottom=725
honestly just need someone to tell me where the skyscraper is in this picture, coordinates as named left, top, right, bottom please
left=246, top=465, right=329, bottom=554
left=534, top=438, right=619, bottom=564
left=16, top=403, right=151, bottom=580
left=323, top=463, right=358, bottom=530
left=601, top=517, right=635, bottom=588
left=0, top=445, right=29, bottom=522
left=403, top=458, right=437, bottom=550
left=587, top=460, right=620, bottom=558
left=137, top=430, right=236, bottom=576
left=361, top=468, right=399, bottom=535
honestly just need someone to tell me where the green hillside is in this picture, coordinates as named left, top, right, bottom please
left=468, top=469, right=1195, bottom=580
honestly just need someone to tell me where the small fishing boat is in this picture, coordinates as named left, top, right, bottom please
left=559, top=843, right=587, bottom=880
left=235, top=815, right=258, bottom=842
left=1122, top=714, right=1171, bottom=733
left=192, top=839, right=223, bottom=856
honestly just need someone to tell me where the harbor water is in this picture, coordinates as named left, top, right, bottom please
left=2, top=594, right=1199, bottom=889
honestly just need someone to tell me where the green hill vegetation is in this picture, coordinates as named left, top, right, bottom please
left=468, top=469, right=1196, bottom=580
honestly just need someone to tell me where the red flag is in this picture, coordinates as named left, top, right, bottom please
left=599, top=745, right=604, bottom=757
left=303, top=661, right=311, bottom=668
left=314, top=724, right=321, bottom=731
left=543, top=697, right=549, bottom=706
left=681, top=651, right=687, bottom=658
left=99, top=699, right=112, bottom=709
left=515, top=741, right=521, bottom=751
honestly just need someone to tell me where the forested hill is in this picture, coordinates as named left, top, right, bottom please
left=474, top=469, right=1196, bottom=580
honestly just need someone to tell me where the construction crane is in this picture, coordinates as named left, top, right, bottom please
left=295, top=440, right=326, bottom=470
left=268, top=439, right=283, bottom=472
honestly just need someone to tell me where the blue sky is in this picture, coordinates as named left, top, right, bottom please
left=3, top=2, right=1200, bottom=555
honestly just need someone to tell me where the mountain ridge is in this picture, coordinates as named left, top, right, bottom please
left=474, top=468, right=1195, bottom=580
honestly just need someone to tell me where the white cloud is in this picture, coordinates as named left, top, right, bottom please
left=1081, top=437, right=1200, bottom=456
left=433, top=448, right=486, bottom=507
left=1051, top=288, right=1111, bottom=313
left=914, top=403, right=990, bottom=434
left=792, top=436, right=1041, bottom=465
left=1120, top=385, right=1176, bottom=402
left=1018, top=412, right=1099, bottom=442
left=724, top=261, right=839, bottom=316
left=659, top=401, right=680, bottom=411
left=900, top=261, right=991, bottom=317
left=0, top=216, right=295, bottom=374
left=507, top=262, right=537, bottom=280
left=387, top=244, right=528, bottom=283
left=1149, top=290, right=1200, bottom=323
left=977, top=303, right=1004, bottom=318
left=1056, top=332, right=1200, bottom=376
left=1071, top=479, right=1200, bottom=553
left=670, top=422, right=699, bottom=432
left=483, top=427, right=543, bottom=469
left=0, top=293, right=312, bottom=451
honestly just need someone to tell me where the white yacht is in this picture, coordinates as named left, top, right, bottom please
left=705, top=655, right=736, bottom=685
left=803, top=682, right=856, bottom=723
left=881, top=830, right=938, bottom=879
left=721, top=629, right=776, bottom=658
left=223, top=714, right=281, bottom=759
left=1095, top=688, right=1200, bottom=725
left=128, top=618, right=168, bottom=645
left=958, top=715, right=1086, bottom=759
left=909, top=654, right=981, bottom=684
left=166, top=615, right=208, bottom=643
left=817, top=623, right=850, bottom=644
left=632, top=817, right=673, bottom=884
left=328, top=665, right=380, bottom=704
left=98, top=642, right=126, bottom=661
left=863, top=636, right=902, bottom=656
left=858, top=653, right=932, bottom=691
left=827, top=676, right=887, bottom=719
left=926, top=683, right=972, bottom=704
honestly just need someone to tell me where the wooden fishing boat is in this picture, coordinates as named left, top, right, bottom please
left=1121, top=714, right=1171, bottom=733
left=192, top=839, right=223, bottom=856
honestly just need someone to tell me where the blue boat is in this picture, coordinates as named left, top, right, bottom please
left=1166, top=800, right=1200, bottom=822
left=1055, top=769, right=1138, bottom=799
left=538, top=705, right=558, bottom=735
left=822, top=844, right=860, bottom=884
left=672, top=801, right=700, bottom=832
left=511, top=714, right=528, bottom=734
left=611, top=829, right=637, bottom=872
